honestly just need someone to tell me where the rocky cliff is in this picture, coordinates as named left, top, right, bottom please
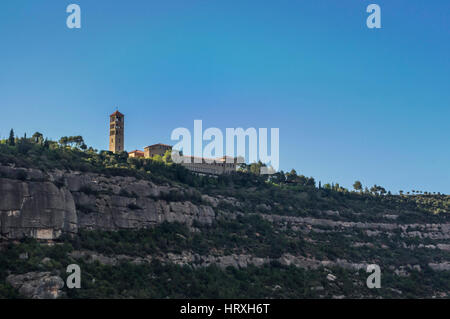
left=2, top=165, right=449, bottom=243
left=0, top=165, right=215, bottom=240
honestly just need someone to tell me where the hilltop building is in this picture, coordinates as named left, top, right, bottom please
left=179, top=156, right=239, bottom=175
left=110, top=110, right=238, bottom=175
left=144, top=143, right=172, bottom=158
left=128, top=150, right=145, bottom=158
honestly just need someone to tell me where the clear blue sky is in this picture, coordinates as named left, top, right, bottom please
left=0, top=1, right=449, bottom=194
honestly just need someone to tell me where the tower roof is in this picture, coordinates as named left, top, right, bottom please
left=110, top=110, right=124, bottom=117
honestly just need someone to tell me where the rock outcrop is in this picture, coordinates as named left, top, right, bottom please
left=0, top=165, right=215, bottom=239
left=6, top=272, right=65, bottom=299
left=0, top=176, right=77, bottom=240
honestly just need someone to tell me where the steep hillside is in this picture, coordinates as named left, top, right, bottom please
left=0, top=139, right=449, bottom=298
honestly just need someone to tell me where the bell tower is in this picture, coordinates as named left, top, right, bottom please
left=109, top=110, right=124, bottom=153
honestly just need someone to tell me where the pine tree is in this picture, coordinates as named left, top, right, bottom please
left=8, top=129, right=15, bottom=146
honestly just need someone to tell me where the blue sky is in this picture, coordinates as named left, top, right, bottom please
left=0, top=1, right=449, bottom=194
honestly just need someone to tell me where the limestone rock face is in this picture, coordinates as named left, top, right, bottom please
left=0, top=175, right=77, bottom=240
left=429, top=262, right=450, bottom=271
left=6, top=272, right=65, bottom=299
left=0, top=165, right=217, bottom=239
left=2, top=165, right=449, bottom=247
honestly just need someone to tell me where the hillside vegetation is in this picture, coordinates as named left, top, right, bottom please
left=0, top=132, right=449, bottom=299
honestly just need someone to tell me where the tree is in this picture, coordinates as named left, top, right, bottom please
left=17, top=137, right=33, bottom=154
left=162, top=150, right=172, bottom=163
left=59, top=136, right=69, bottom=146
left=286, top=169, right=298, bottom=183
left=270, top=171, right=286, bottom=184
left=43, top=138, right=50, bottom=149
left=238, top=163, right=249, bottom=173
left=8, top=129, right=15, bottom=146
left=249, top=161, right=265, bottom=175
left=370, top=184, right=387, bottom=196
left=117, top=151, right=129, bottom=162
left=305, top=176, right=316, bottom=188
left=71, top=136, right=84, bottom=148
left=59, top=136, right=85, bottom=148
left=353, top=181, right=363, bottom=193
left=32, top=132, right=44, bottom=145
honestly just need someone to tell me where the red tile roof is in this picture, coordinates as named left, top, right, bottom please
left=129, top=150, right=144, bottom=154
left=110, top=110, right=124, bottom=117
left=144, top=143, right=172, bottom=149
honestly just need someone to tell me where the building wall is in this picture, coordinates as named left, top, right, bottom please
left=180, top=157, right=237, bottom=175
left=144, top=144, right=172, bottom=158
left=129, top=151, right=144, bottom=158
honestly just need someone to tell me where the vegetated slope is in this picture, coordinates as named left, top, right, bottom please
left=0, top=137, right=449, bottom=298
